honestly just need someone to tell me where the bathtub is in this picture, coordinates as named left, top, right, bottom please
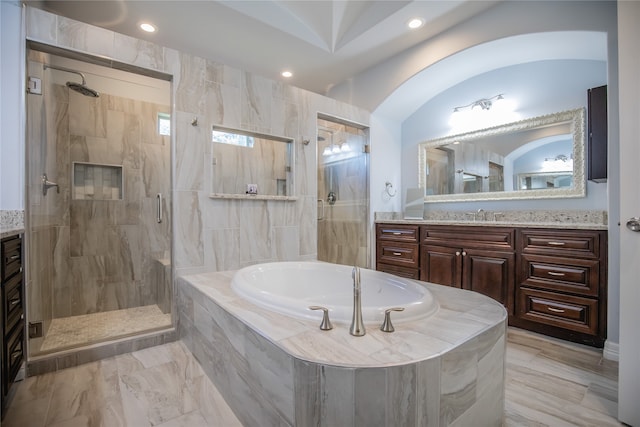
left=231, top=261, right=438, bottom=325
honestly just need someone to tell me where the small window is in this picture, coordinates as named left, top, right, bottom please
left=158, top=113, right=171, bottom=136
left=212, top=130, right=254, bottom=148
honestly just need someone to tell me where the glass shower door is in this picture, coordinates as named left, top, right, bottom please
left=317, top=117, right=369, bottom=268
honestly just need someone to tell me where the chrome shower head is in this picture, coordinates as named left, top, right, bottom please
left=44, top=64, right=100, bottom=98
left=66, top=82, right=100, bottom=98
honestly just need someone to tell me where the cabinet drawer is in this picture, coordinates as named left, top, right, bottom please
left=4, top=273, right=24, bottom=334
left=377, top=242, right=419, bottom=268
left=517, top=288, right=598, bottom=335
left=376, top=224, right=419, bottom=243
left=1, top=235, right=22, bottom=281
left=520, top=254, right=599, bottom=297
left=4, top=321, right=24, bottom=395
left=518, top=229, right=602, bottom=259
left=376, top=263, right=420, bottom=280
left=421, top=226, right=515, bottom=250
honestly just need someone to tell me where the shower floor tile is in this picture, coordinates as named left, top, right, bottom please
left=40, top=305, right=171, bottom=353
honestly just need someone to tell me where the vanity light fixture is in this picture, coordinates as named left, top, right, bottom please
left=542, top=154, right=573, bottom=172
left=281, top=70, right=293, bottom=78
left=453, top=94, right=504, bottom=113
left=139, top=22, right=156, bottom=33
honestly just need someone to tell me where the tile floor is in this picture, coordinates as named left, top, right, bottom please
left=2, top=328, right=624, bottom=426
left=39, top=305, right=172, bottom=354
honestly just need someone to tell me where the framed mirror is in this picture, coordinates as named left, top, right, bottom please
left=211, top=125, right=294, bottom=197
left=418, top=108, right=585, bottom=202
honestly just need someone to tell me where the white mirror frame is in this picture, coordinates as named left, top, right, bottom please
left=418, top=108, right=585, bottom=203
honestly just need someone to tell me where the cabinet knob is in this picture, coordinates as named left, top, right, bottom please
left=462, top=251, right=467, bottom=256
left=455, top=251, right=461, bottom=256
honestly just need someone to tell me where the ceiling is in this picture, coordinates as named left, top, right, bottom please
left=26, top=0, right=502, bottom=96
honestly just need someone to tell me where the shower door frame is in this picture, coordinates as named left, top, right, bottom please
left=316, top=113, right=371, bottom=268
left=24, top=42, right=176, bottom=360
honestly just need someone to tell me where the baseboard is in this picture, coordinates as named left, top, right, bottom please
left=603, top=340, right=620, bottom=361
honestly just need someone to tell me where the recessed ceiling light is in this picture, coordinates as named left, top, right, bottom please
left=281, top=71, right=293, bottom=78
left=140, top=22, right=156, bottom=33
left=407, top=18, right=424, bottom=29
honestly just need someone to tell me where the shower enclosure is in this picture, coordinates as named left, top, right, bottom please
left=317, top=116, right=370, bottom=268
left=25, top=48, right=173, bottom=357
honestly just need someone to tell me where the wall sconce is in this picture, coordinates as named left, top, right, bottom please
left=453, top=94, right=504, bottom=113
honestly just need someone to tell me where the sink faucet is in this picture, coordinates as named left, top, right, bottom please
left=350, top=266, right=365, bottom=336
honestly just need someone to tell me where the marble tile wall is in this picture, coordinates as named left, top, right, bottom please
left=25, top=7, right=371, bottom=283
left=25, top=46, right=172, bottom=354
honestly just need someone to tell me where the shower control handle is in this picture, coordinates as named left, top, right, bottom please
left=42, top=174, right=59, bottom=196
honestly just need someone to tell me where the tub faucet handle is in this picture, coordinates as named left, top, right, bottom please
left=380, top=307, right=405, bottom=333
left=309, top=306, right=333, bottom=331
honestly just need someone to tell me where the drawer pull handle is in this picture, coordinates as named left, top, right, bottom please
left=547, top=241, right=566, bottom=246
left=10, top=350, right=21, bottom=360
left=392, top=252, right=402, bottom=256
left=9, top=298, right=20, bottom=306
left=547, top=307, right=565, bottom=313
left=9, top=255, right=19, bottom=260
left=392, top=232, right=402, bottom=235
left=547, top=271, right=565, bottom=277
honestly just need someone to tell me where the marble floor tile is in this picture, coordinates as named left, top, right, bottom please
left=3, top=328, right=624, bottom=427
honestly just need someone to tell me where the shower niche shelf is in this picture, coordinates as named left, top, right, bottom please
left=72, top=162, right=123, bottom=200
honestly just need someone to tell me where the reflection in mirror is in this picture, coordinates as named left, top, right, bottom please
left=211, top=126, right=293, bottom=196
left=418, top=108, right=585, bottom=202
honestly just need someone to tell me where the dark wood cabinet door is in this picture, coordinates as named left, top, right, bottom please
left=420, top=245, right=462, bottom=287
left=462, top=249, right=515, bottom=314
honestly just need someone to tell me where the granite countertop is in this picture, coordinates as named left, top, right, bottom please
left=375, top=210, right=608, bottom=230
left=179, top=270, right=507, bottom=368
left=1, top=210, right=25, bottom=239
left=0, top=227, right=24, bottom=239
left=375, top=218, right=607, bottom=230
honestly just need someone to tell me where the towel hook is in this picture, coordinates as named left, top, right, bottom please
left=385, top=182, right=396, bottom=197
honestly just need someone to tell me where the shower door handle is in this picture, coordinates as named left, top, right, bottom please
left=317, top=199, right=325, bottom=221
left=156, top=193, right=163, bottom=223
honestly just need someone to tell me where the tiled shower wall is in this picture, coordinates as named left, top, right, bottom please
left=26, top=49, right=171, bottom=354
left=24, top=6, right=370, bottom=279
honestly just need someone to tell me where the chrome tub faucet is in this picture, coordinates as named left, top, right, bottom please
left=350, top=266, right=365, bottom=336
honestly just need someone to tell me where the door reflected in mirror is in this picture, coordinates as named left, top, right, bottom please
left=418, top=108, right=585, bottom=202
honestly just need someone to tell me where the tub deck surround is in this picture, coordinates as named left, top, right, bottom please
left=374, top=210, right=608, bottom=230
left=178, top=269, right=507, bottom=426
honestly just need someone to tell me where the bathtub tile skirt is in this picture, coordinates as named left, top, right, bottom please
left=177, top=274, right=506, bottom=426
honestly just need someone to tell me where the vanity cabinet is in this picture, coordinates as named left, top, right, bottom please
left=375, top=223, right=608, bottom=347
left=375, top=224, right=420, bottom=279
left=1, top=234, right=24, bottom=413
left=513, top=228, right=607, bottom=346
left=420, top=226, right=516, bottom=313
